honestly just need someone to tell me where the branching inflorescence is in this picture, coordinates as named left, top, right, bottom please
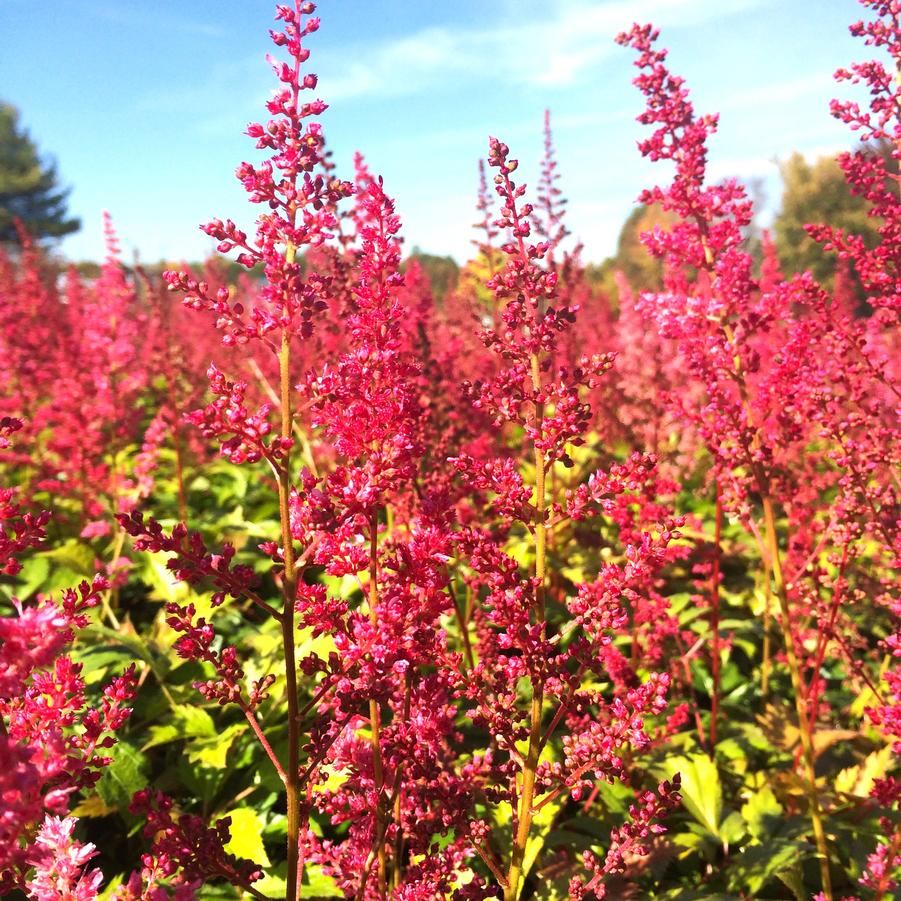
left=0, top=1, right=900, bottom=899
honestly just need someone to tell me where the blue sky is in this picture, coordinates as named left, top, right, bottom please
left=0, top=0, right=865, bottom=264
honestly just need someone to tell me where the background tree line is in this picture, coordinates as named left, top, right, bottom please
left=1, top=97, right=893, bottom=312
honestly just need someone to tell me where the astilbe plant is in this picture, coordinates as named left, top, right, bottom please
left=0, top=218, right=157, bottom=536
left=817, top=3, right=901, bottom=897
left=618, top=6, right=901, bottom=898
left=5, top=0, right=901, bottom=898
left=105, top=2, right=693, bottom=897
left=127, top=7, right=351, bottom=899
left=0, top=214, right=195, bottom=638
left=449, top=135, right=683, bottom=899
left=0, top=417, right=138, bottom=896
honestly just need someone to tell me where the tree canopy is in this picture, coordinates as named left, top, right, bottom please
left=773, top=150, right=873, bottom=287
left=0, top=103, right=80, bottom=244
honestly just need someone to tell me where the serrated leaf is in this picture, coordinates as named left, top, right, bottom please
left=187, top=721, right=248, bottom=769
left=15, top=554, right=49, bottom=599
left=850, top=683, right=880, bottom=719
left=95, top=740, right=148, bottom=811
left=672, top=831, right=709, bottom=858
left=254, top=871, right=287, bottom=898
left=80, top=624, right=159, bottom=669
left=96, top=873, right=127, bottom=901
left=835, top=745, right=893, bottom=797
left=719, top=810, right=746, bottom=847
left=776, top=862, right=808, bottom=901
left=302, top=865, right=343, bottom=896
left=42, top=539, right=95, bottom=576
left=173, top=704, right=216, bottom=737
left=222, top=807, right=270, bottom=867
left=658, top=893, right=741, bottom=901
left=141, top=705, right=216, bottom=752
left=595, top=778, right=636, bottom=815
left=714, top=738, right=746, bottom=762
left=811, top=728, right=859, bottom=756
left=522, top=791, right=564, bottom=881
left=726, top=839, right=808, bottom=894
left=657, top=754, right=722, bottom=838
left=318, top=573, right=361, bottom=601
left=142, top=723, right=181, bottom=751
left=69, top=795, right=116, bottom=818
left=71, top=645, right=137, bottom=686
left=142, top=552, right=189, bottom=604
left=741, top=786, right=783, bottom=841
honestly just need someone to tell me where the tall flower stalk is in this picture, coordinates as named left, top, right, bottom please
left=617, top=13, right=901, bottom=896
left=156, top=4, right=353, bottom=898
left=6, top=1, right=901, bottom=897
left=454, top=136, right=682, bottom=899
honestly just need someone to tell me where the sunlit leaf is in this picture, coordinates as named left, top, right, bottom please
left=222, top=806, right=271, bottom=867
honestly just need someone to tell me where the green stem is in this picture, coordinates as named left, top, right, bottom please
left=447, top=574, right=475, bottom=670
left=761, top=557, right=772, bottom=699
left=101, top=526, right=125, bottom=630
left=709, top=483, right=722, bottom=751
left=368, top=508, right=387, bottom=898
left=504, top=352, right=546, bottom=901
left=762, top=497, right=832, bottom=901
left=278, top=245, right=302, bottom=901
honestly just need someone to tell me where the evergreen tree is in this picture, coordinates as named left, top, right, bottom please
left=0, top=103, right=80, bottom=244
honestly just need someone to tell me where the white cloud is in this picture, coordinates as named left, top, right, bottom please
left=86, top=2, right=227, bottom=38
left=719, top=72, right=835, bottom=113
left=702, top=139, right=847, bottom=186
left=708, top=155, right=781, bottom=181
left=316, top=0, right=773, bottom=101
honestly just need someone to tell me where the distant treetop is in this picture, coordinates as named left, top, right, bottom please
left=0, top=102, right=80, bottom=245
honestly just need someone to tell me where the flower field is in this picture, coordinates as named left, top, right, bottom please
left=0, top=1, right=899, bottom=899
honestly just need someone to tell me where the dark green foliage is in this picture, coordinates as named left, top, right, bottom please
left=0, top=102, right=80, bottom=244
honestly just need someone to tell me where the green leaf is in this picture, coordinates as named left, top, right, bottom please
left=726, top=839, right=809, bottom=894
left=174, top=704, right=216, bottom=737
left=741, top=786, right=783, bottom=841
left=80, top=624, right=163, bottom=670
left=835, top=745, right=893, bottom=797
left=657, top=754, right=722, bottom=837
left=222, top=807, right=270, bottom=867
left=187, top=721, right=248, bottom=769
left=177, top=754, right=225, bottom=805
left=719, top=810, right=746, bottom=847
left=142, top=723, right=181, bottom=751
left=14, top=554, right=49, bottom=599
left=318, top=573, right=361, bottom=602
left=95, top=740, right=148, bottom=811
left=69, top=795, right=116, bottom=819
left=140, top=702, right=222, bottom=752
left=140, top=552, right=189, bottom=604
left=672, top=830, right=712, bottom=859
left=594, top=779, right=635, bottom=816
left=71, top=645, right=137, bottom=686
left=657, top=890, right=742, bottom=901
left=42, top=539, right=95, bottom=576
left=714, top=738, right=747, bottom=762
left=301, top=865, right=343, bottom=897
left=522, top=791, right=564, bottom=881
left=96, top=873, right=127, bottom=901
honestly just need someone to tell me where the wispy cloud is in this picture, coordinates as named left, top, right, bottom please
left=316, top=0, right=773, bottom=101
left=706, top=141, right=846, bottom=194
left=719, top=72, right=836, bottom=113
left=85, top=2, right=227, bottom=38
